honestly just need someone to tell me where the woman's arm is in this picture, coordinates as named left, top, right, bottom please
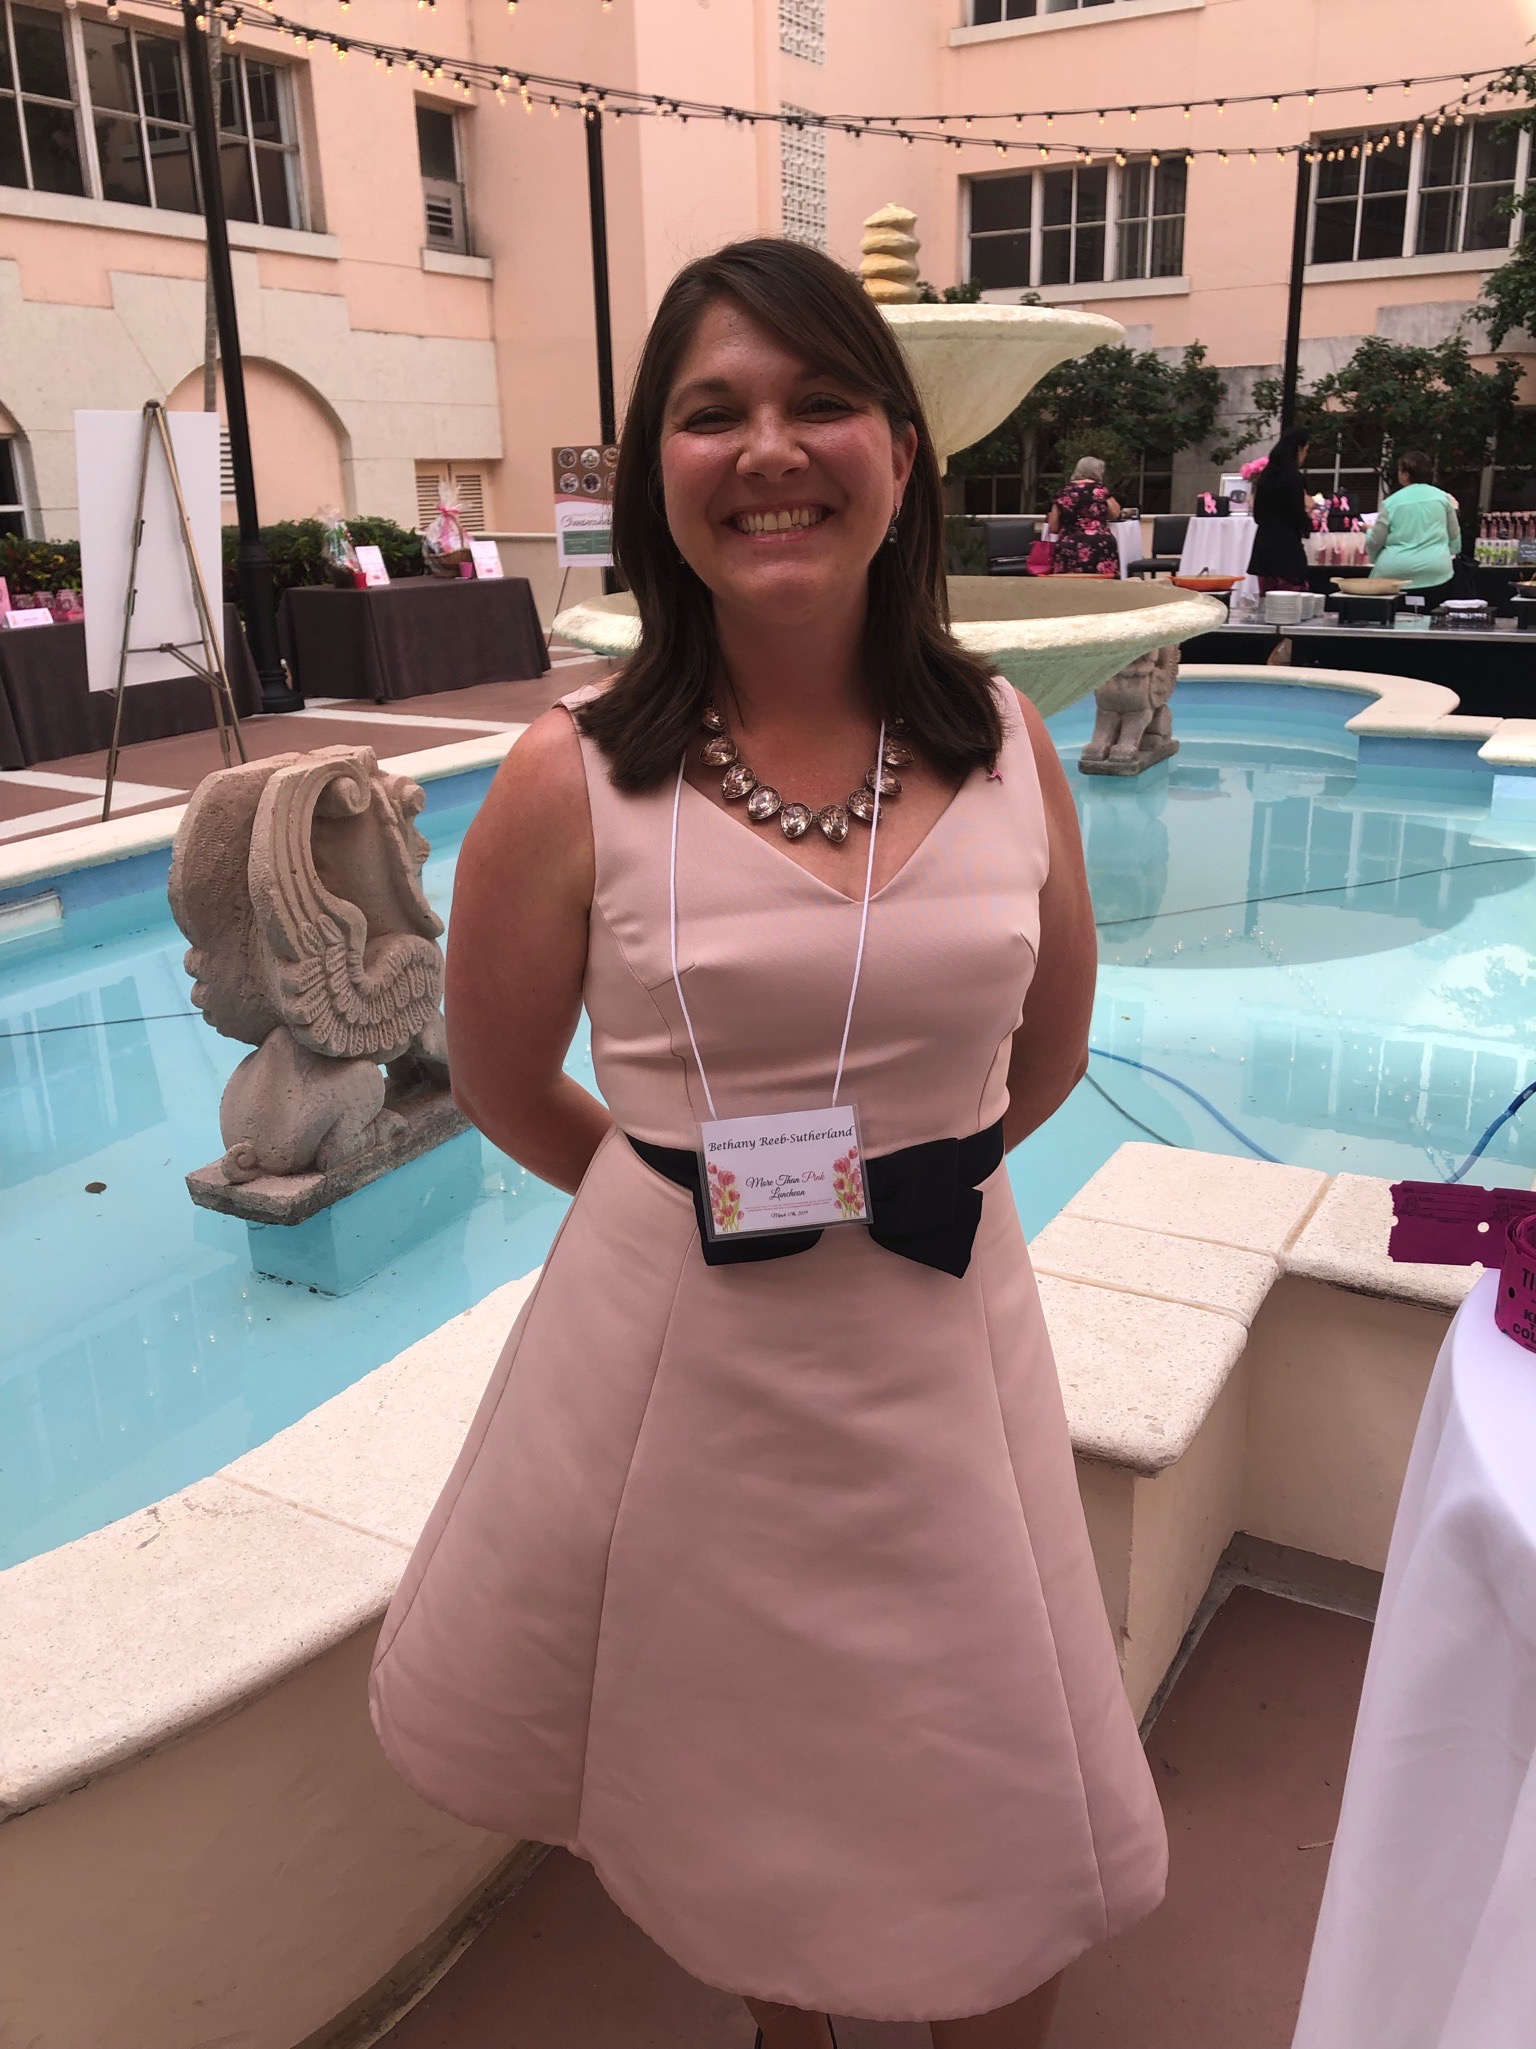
left=444, top=709, right=612, bottom=1192
left=1443, top=492, right=1462, bottom=555
left=1365, top=501, right=1388, bottom=560
left=1106, top=495, right=1122, bottom=521
left=1047, top=504, right=1062, bottom=535
left=1002, top=696, right=1098, bottom=1149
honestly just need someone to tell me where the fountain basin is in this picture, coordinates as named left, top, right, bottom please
left=554, top=578, right=1224, bottom=720
left=880, top=303, right=1124, bottom=462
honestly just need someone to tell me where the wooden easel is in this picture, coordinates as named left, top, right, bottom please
left=102, top=400, right=247, bottom=820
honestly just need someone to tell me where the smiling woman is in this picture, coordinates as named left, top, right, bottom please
left=369, top=237, right=1164, bottom=2049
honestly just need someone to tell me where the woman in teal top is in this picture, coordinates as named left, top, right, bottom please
left=1366, top=450, right=1462, bottom=601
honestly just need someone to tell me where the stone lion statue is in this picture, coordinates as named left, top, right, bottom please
left=169, top=745, right=452, bottom=1193
left=1079, top=644, right=1181, bottom=775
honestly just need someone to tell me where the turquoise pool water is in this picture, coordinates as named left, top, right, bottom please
left=4, top=680, right=1535, bottom=1566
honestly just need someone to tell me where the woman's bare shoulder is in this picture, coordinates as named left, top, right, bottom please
left=459, top=706, right=594, bottom=892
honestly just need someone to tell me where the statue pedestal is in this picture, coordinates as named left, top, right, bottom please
left=240, top=1126, right=484, bottom=1295
left=1078, top=736, right=1180, bottom=777
left=185, top=1087, right=468, bottom=1225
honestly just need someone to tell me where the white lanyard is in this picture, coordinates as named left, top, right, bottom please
left=668, top=723, right=887, bottom=1120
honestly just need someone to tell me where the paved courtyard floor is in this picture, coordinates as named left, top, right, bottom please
left=379, top=1586, right=1370, bottom=2049
left=0, top=653, right=604, bottom=848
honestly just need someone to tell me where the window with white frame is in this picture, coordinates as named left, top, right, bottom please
left=967, top=156, right=1187, bottom=293
left=0, top=2, right=301, bottom=225
left=1309, top=116, right=1530, bottom=266
left=1116, top=154, right=1187, bottom=279
left=970, top=0, right=1130, bottom=21
left=0, top=436, right=27, bottom=538
left=778, top=0, right=825, bottom=64
left=416, top=102, right=467, bottom=252
left=781, top=104, right=826, bottom=249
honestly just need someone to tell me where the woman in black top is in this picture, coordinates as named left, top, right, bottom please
left=1247, top=426, right=1314, bottom=593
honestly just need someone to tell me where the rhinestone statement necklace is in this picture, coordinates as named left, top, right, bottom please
left=698, top=704, right=912, bottom=848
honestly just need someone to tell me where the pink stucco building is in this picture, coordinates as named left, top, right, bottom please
left=3, top=0, right=1533, bottom=572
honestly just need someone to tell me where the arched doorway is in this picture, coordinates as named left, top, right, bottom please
left=166, top=360, right=348, bottom=522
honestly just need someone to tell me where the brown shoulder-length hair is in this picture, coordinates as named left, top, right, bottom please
left=576, top=237, right=1002, bottom=791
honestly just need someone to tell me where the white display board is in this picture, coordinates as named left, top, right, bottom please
left=75, top=409, right=223, bottom=694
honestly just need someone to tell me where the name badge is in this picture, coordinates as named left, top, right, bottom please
left=700, top=1105, right=867, bottom=1239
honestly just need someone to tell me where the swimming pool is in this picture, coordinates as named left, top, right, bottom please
left=4, top=679, right=1534, bottom=1566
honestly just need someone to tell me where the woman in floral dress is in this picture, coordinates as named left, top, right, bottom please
left=1047, top=456, right=1121, bottom=575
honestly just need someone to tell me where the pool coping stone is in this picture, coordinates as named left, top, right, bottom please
left=0, top=1147, right=1477, bottom=1822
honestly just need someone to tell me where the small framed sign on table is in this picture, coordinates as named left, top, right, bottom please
left=468, top=537, right=503, bottom=580
left=354, top=545, right=390, bottom=588
left=3, top=607, right=56, bottom=630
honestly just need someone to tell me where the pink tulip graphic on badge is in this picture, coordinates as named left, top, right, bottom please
left=708, top=1160, right=743, bottom=1232
left=832, top=1147, right=864, bottom=1221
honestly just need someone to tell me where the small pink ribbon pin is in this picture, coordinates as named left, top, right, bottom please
left=987, top=766, right=1004, bottom=782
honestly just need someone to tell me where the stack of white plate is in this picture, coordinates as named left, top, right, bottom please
left=1263, top=590, right=1308, bottom=625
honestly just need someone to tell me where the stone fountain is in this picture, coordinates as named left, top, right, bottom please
left=552, top=208, right=1223, bottom=723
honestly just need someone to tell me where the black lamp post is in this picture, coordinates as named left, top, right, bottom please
left=1279, top=149, right=1314, bottom=433
left=182, top=1, right=300, bottom=710
left=583, top=100, right=620, bottom=595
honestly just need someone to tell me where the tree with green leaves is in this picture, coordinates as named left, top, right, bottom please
left=1476, top=64, right=1536, bottom=348
left=947, top=343, right=1224, bottom=511
left=1216, top=335, right=1521, bottom=501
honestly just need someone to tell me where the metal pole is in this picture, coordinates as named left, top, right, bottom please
left=1279, top=148, right=1313, bottom=432
left=182, top=0, right=299, bottom=710
left=584, top=100, right=619, bottom=594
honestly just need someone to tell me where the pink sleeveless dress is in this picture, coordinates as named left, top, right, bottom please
left=370, top=681, right=1166, bottom=2022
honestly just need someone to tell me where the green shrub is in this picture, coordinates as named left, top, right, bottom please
left=219, top=517, right=424, bottom=604
left=0, top=532, right=82, bottom=595
left=944, top=515, right=989, bottom=574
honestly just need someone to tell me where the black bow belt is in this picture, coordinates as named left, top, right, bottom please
left=625, top=1119, right=1005, bottom=1280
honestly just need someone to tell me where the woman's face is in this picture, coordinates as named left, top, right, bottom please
left=659, top=296, right=917, bottom=628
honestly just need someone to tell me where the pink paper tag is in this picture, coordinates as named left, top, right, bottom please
left=1387, top=1180, right=1536, bottom=1265
left=1495, top=1213, right=1536, bottom=1353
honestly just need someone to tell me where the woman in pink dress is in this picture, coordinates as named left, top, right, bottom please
left=370, top=238, right=1165, bottom=2049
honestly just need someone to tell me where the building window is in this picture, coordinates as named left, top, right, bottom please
left=216, top=51, right=298, bottom=229
left=969, top=173, right=1031, bottom=290
left=0, top=4, right=301, bottom=222
left=780, top=103, right=826, bottom=250
left=417, top=103, right=467, bottom=253
left=778, top=0, right=825, bottom=64
left=966, top=156, right=1186, bottom=293
left=1310, top=117, right=1531, bottom=266
left=415, top=462, right=488, bottom=534
left=0, top=436, right=27, bottom=538
left=0, top=1, right=85, bottom=196
left=1418, top=120, right=1522, bottom=256
left=970, top=0, right=1126, bottom=20
left=1117, top=154, right=1187, bottom=279
left=1041, top=163, right=1108, bottom=284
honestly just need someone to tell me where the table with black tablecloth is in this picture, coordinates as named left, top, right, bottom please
left=278, top=577, right=549, bottom=702
left=1181, top=619, right=1536, bottom=719
left=0, top=603, right=260, bottom=770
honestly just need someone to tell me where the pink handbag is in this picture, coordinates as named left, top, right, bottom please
left=1026, top=539, right=1055, bottom=576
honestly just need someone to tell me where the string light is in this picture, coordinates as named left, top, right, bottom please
left=121, top=0, right=1504, bottom=174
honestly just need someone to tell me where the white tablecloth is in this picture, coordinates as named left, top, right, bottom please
left=1178, top=513, right=1258, bottom=580
left=1293, top=1272, right=1536, bottom=2049
left=1112, top=519, right=1144, bottom=577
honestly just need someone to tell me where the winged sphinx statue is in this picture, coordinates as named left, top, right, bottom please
left=1078, top=644, right=1181, bottom=776
left=169, top=744, right=459, bottom=1210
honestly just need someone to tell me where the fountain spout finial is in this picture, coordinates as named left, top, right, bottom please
left=859, top=203, right=921, bottom=304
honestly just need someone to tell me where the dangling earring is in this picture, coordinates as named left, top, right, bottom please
left=886, top=505, right=901, bottom=546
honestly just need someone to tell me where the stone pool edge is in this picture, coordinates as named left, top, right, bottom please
left=0, top=728, right=526, bottom=904
left=0, top=1146, right=1476, bottom=1823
